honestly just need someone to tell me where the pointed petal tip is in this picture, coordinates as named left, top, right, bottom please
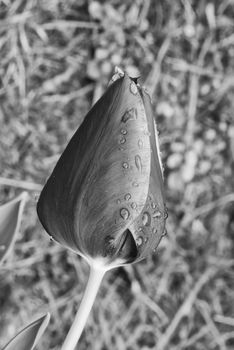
left=119, top=228, right=139, bottom=263
left=109, top=67, right=142, bottom=88
left=114, top=66, right=125, bottom=76
left=105, top=228, right=138, bottom=264
left=109, top=67, right=125, bottom=85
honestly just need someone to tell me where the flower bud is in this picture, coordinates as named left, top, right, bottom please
left=37, top=70, right=167, bottom=269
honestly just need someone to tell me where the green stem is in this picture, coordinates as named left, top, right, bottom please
left=61, top=265, right=106, bottom=350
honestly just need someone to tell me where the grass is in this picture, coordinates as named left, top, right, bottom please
left=1, top=0, right=234, bottom=349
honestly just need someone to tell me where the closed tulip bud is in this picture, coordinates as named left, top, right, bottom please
left=37, top=69, right=167, bottom=270
left=37, top=68, right=168, bottom=350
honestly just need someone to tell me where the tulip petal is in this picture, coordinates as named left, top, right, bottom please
left=0, top=192, right=28, bottom=264
left=37, top=73, right=152, bottom=265
left=128, top=88, right=167, bottom=261
left=104, top=228, right=138, bottom=264
left=1, top=313, right=50, bottom=350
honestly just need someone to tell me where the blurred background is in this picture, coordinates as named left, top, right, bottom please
left=0, top=0, right=234, bottom=349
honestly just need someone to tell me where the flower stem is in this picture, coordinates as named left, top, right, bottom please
left=61, top=265, right=106, bottom=350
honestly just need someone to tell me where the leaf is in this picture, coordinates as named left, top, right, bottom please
left=1, top=313, right=50, bottom=350
left=0, top=192, right=28, bottom=263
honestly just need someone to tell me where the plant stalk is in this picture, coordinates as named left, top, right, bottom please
left=61, top=265, right=106, bottom=350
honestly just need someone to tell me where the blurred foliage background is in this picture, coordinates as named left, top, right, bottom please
left=0, top=0, right=234, bottom=349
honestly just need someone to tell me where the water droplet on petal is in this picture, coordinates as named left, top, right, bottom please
left=120, top=208, right=129, bottom=220
left=132, top=182, right=139, bottom=187
left=122, top=162, right=129, bottom=169
left=151, top=202, right=156, bottom=209
left=119, top=135, right=126, bottom=144
left=121, top=129, right=127, bottom=135
left=124, top=193, right=131, bottom=201
left=131, top=202, right=137, bottom=209
left=138, top=139, right=143, bottom=149
left=0, top=245, right=6, bottom=251
left=153, top=210, right=162, bottom=219
left=121, top=108, right=137, bottom=123
left=135, top=155, right=142, bottom=172
left=152, top=227, right=157, bottom=234
left=50, top=236, right=54, bottom=242
left=162, top=229, right=167, bottom=236
left=116, top=199, right=121, bottom=204
left=142, top=212, right=151, bottom=226
left=144, top=237, right=148, bottom=243
left=136, top=236, right=143, bottom=246
left=164, top=207, right=168, bottom=219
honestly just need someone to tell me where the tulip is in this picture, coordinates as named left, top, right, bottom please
left=37, top=67, right=167, bottom=350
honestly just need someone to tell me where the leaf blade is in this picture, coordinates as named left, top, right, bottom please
left=0, top=192, right=28, bottom=263
left=1, top=313, right=50, bottom=350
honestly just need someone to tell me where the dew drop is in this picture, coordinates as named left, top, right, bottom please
left=119, top=135, right=126, bottom=144
left=121, top=129, right=127, bottom=135
left=136, top=236, right=143, bottom=246
left=122, top=162, right=129, bottom=169
left=138, top=139, right=143, bottom=149
left=0, top=245, right=6, bottom=251
left=131, top=202, right=137, bottom=209
left=49, top=236, right=54, bottom=242
left=121, top=108, right=137, bottom=123
left=135, top=155, right=142, bottom=172
left=120, top=208, right=129, bottom=220
left=132, top=182, right=139, bottom=187
left=144, top=237, right=148, bottom=243
left=153, top=210, right=162, bottom=219
left=116, top=199, right=121, bottom=204
left=142, top=212, right=151, bottom=226
left=130, top=82, right=138, bottom=95
left=152, top=227, right=157, bottom=234
left=151, top=202, right=156, bottom=209
left=124, top=193, right=131, bottom=201
left=162, top=229, right=167, bottom=236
